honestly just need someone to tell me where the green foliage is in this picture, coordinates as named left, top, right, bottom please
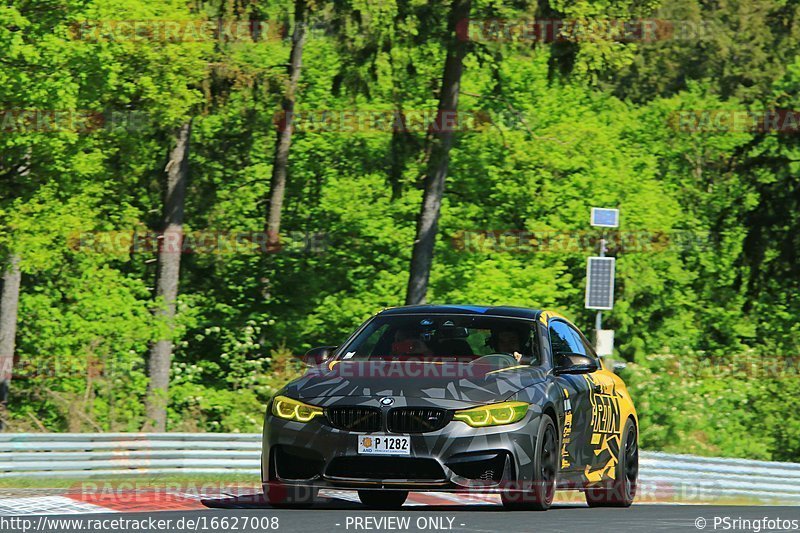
left=624, top=350, right=800, bottom=461
left=1, top=0, right=799, bottom=464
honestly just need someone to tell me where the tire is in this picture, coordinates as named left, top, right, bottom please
left=501, top=415, right=558, bottom=511
left=585, top=417, right=638, bottom=508
left=264, top=483, right=318, bottom=508
left=358, top=490, right=408, bottom=509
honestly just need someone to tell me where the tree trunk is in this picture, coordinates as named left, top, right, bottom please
left=266, top=0, right=308, bottom=248
left=405, top=0, right=472, bottom=305
left=144, top=121, right=191, bottom=432
left=0, top=255, right=21, bottom=431
left=388, top=105, right=417, bottom=201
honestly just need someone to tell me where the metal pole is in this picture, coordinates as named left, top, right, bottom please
left=596, top=231, right=606, bottom=335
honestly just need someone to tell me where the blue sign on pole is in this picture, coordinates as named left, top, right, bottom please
left=591, top=207, right=619, bottom=228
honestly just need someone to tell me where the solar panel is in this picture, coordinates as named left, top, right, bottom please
left=591, top=207, right=619, bottom=228
left=585, top=257, right=615, bottom=310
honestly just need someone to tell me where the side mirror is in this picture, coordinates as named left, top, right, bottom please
left=554, top=353, right=598, bottom=375
left=301, top=346, right=337, bottom=366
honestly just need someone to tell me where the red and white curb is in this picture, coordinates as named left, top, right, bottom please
left=0, top=496, right=115, bottom=516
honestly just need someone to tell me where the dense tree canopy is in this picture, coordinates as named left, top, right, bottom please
left=2, top=0, right=800, bottom=460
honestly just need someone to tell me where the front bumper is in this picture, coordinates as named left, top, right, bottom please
left=262, top=396, right=545, bottom=492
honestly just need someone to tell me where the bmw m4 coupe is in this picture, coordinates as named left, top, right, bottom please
left=262, top=305, right=638, bottom=510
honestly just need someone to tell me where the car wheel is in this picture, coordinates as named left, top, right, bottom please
left=358, top=490, right=408, bottom=509
left=585, top=417, right=638, bottom=507
left=501, top=415, right=558, bottom=511
left=263, top=483, right=318, bottom=508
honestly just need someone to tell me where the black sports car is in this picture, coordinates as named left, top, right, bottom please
left=262, top=305, right=638, bottom=510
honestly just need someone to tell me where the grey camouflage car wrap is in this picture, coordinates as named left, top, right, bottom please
left=261, top=305, right=638, bottom=494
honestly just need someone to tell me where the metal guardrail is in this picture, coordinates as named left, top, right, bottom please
left=639, top=451, right=800, bottom=503
left=0, top=433, right=261, bottom=478
left=1, top=433, right=799, bottom=503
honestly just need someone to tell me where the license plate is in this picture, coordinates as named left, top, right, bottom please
left=357, top=435, right=410, bottom=456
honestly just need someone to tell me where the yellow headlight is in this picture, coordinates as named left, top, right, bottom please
left=271, top=395, right=324, bottom=422
left=453, top=401, right=529, bottom=427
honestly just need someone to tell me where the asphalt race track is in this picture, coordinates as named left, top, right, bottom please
left=0, top=490, right=798, bottom=533
left=3, top=505, right=800, bottom=533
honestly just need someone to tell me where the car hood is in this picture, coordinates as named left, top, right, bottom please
left=283, top=360, right=547, bottom=405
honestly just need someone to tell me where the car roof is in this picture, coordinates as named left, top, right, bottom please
left=377, top=304, right=544, bottom=320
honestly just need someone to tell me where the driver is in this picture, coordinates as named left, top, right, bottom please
left=392, top=328, right=432, bottom=356
left=491, top=329, right=525, bottom=363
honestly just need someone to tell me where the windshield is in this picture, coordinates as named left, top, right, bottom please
left=338, top=314, right=540, bottom=366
